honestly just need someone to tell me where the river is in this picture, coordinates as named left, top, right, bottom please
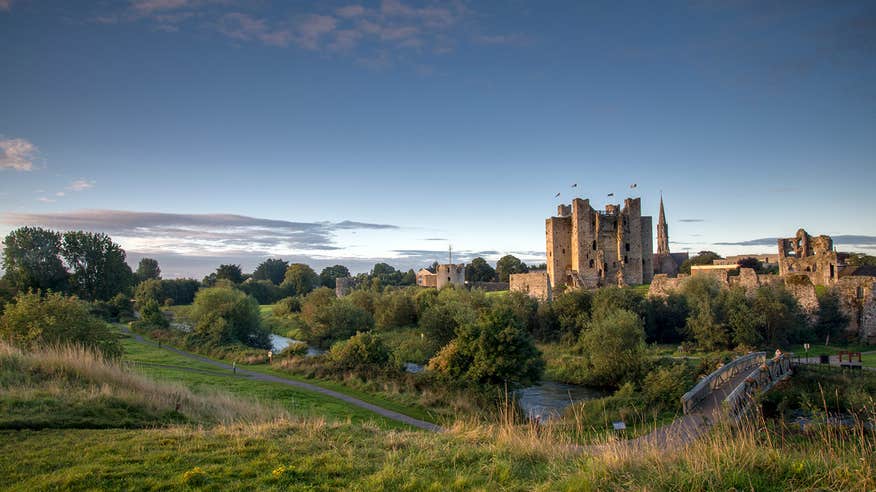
left=516, top=381, right=606, bottom=422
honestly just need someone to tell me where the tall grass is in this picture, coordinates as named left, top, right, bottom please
left=0, top=341, right=285, bottom=426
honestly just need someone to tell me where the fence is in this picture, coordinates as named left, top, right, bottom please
left=723, top=354, right=792, bottom=422
left=681, top=352, right=767, bottom=414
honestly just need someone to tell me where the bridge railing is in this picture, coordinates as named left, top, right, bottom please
left=681, top=352, right=767, bottom=414
left=723, top=354, right=792, bottom=422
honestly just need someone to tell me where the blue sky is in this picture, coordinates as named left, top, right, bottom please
left=1, top=0, right=875, bottom=278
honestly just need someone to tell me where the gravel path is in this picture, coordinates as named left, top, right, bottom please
left=122, top=328, right=443, bottom=432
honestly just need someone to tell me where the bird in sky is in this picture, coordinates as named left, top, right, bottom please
left=607, top=193, right=614, bottom=197
left=630, top=183, right=637, bottom=188
left=554, top=192, right=561, bottom=198
left=571, top=183, right=577, bottom=188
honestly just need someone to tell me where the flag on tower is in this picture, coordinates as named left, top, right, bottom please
left=554, top=192, right=561, bottom=198
left=607, top=192, right=614, bottom=197
left=630, top=183, right=637, bottom=188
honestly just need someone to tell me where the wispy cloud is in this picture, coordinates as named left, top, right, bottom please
left=66, top=179, right=95, bottom=191
left=0, top=209, right=400, bottom=258
left=0, top=137, right=38, bottom=171
left=36, top=197, right=56, bottom=203
left=678, top=218, right=705, bottom=223
left=78, top=0, right=512, bottom=69
left=714, top=235, right=876, bottom=248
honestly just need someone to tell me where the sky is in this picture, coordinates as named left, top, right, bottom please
left=1, top=0, right=875, bottom=278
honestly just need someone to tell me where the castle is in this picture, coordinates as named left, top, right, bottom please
left=545, top=196, right=653, bottom=290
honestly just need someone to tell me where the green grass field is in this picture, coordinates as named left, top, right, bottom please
left=119, top=334, right=412, bottom=429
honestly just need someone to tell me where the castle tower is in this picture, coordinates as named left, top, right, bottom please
left=656, top=194, right=669, bottom=255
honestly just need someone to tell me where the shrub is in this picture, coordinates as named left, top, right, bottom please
left=641, top=362, right=696, bottom=410
left=272, top=296, right=301, bottom=317
left=0, top=291, right=121, bottom=358
left=137, top=299, right=169, bottom=329
left=375, top=290, right=417, bottom=329
left=328, top=331, right=392, bottom=370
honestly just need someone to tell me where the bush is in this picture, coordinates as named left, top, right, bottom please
left=328, top=331, right=392, bottom=370
left=272, top=296, right=301, bottom=317
left=137, top=299, right=169, bottom=329
left=188, top=287, right=270, bottom=349
left=239, top=280, right=281, bottom=305
left=278, top=341, right=309, bottom=358
left=641, top=362, right=697, bottom=410
left=300, top=287, right=336, bottom=326
left=0, top=291, right=121, bottom=358
left=375, top=290, right=417, bottom=329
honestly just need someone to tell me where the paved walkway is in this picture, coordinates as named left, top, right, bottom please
left=121, top=328, right=443, bottom=432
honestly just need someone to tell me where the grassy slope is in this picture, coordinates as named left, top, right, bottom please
left=119, top=334, right=413, bottom=429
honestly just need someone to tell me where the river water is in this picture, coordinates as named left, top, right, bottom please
left=516, top=382, right=606, bottom=422
left=269, top=334, right=324, bottom=357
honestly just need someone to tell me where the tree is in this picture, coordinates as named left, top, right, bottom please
left=551, top=290, right=592, bottom=340
left=328, top=331, right=391, bottom=370
left=239, top=280, right=281, bottom=304
left=283, top=263, right=319, bottom=296
left=307, top=300, right=374, bottom=348
left=495, top=255, right=528, bottom=282
left=371, top=263, right=402, bottom=286
left=679, top=250, right=723, bottom=275
left=751, top=284, right=803, bottom=347
left=736, top=257, right=761, bottom=272
left=136, top=258, right=161, bottom=282
left=138, top=298, right=169, bottom=329
left=465, top=257, right=496, bottom=282
left=0, top=291, right=121, bottom=358
left=846, top=253, right=876, bottom=267
left=814, top=290, right=849, bottom=343
left=215, top=264, right=244, bottom=284
left=375, top=290, right=417, bottom=329
left=430, top=302, right=544, bottom=388
left=188, top=287, right=269, bottom=348
left=62, top=231, right=133, bottom=301
left=300, top=287, right=337, bottom=326
left=2, top=226, right=69, bottom=293
left=591, top=287, right=645, bottom=322
left=722, top=287, right=763, bottom=348
left=682, top=276, right=728, bottom=350
left=578, top=309, right=645, bottom=387
left=400, top=269, right=416, bottom=286
left=319, top=264, right=350, bottom=288
left=252, top=258, right=288, bottom=285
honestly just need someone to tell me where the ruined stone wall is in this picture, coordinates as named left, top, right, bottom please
left=782, top=274, right=819, bottom=318
left=835, top=277, right=876, bottom=343
left=777, top=229, right=838, bottom=286
left=546, top=216, right=572, bottom=291
left=648, top=274, right=688, bottom=298
left=641, top=216, right=654, bottom=283
left=468, top=281, right=510, bottom=292
left=335, top=277, right=357, bottom=297
left=436, top=264, right=465, bottom=289
left=510, top=271, right=552, bottom=302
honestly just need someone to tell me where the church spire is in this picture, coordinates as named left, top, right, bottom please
left=657, top=193, right=669, bottom=255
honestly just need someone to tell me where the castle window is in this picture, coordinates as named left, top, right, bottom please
left=604, top=262, right=608, bottom=270
left=830, top=264, right=835, bottom=278
left=858, top=286, right=865, bottom=299
left=562, top=248, right=565, bottom=254
left=624, top=256, right=628, bottom=263
left=589, top=259, right=594, bottom=268
left=625, top=242, right=630, bottom=252
left=592, top=240, right=597, bottom=251
left=812, top=264, right=816, bottom=272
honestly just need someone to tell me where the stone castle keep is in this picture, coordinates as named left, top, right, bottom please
left=545, top=197, right=653, bottom=290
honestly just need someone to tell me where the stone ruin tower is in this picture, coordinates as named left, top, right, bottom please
left=546, top=197, right=653, bottom=291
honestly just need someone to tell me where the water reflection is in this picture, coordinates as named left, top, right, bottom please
left=270, top=334, right=324, bottom=357
left=517, top=382, right=605, bottom=422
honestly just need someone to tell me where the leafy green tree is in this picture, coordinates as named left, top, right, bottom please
left=465, top=257, right=497, bottom=282
left=495, top=255, right=528, bottom=282
left=138, top=298, right=169, bottom=328
left=2, top=226, right=69, bottom=293
left=371, top=263, right=402, bottom=286
left=644, top=293, right=688, bottom=343
left=239, top=280, right=281, bottom=305
left=283, top=263, right=319, bottom=296
left=188, top=287, right=269, bottom=348
left=679, top=251, right=723, bottom=275
left=578, top=309, right=645, bottom=387
left=308, top=300, right=374, bottom=348
left=721, top=287, right=763, bottom=347
left=0, top=291, right=121, bottom=358
left=252, top=258, right=288, bottom=285
left=551, top=290, right=592, bottom=340
left=300, top=287, right=337, bottom=326
left=846, top=252, right=876, bottom=267
left=272, top=296, right=301, bottom=317
left=135, top=258, right=161, bottom=282
left=751, top=284, right=803, bottom=347
left=736, top=257, right=761, bottom=272
left=400, top=269, right=417, bottom=286
left=682, top=276, right=728, bottom=350
left=215, top=264, right=244, bottom=284
left=319, top=264, right=351, bottom=288
left=591, top=287, right=645, bottom=322
left=431, top=302, right=544, bottom=388
left=814, top=290, right=850, bottom=343
left=62, top=231, right=133, bottom=301
left=375, top=290, right=417, bottom=329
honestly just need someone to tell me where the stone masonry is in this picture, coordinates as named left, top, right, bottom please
left=546, top=197, right=653, bottom=292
